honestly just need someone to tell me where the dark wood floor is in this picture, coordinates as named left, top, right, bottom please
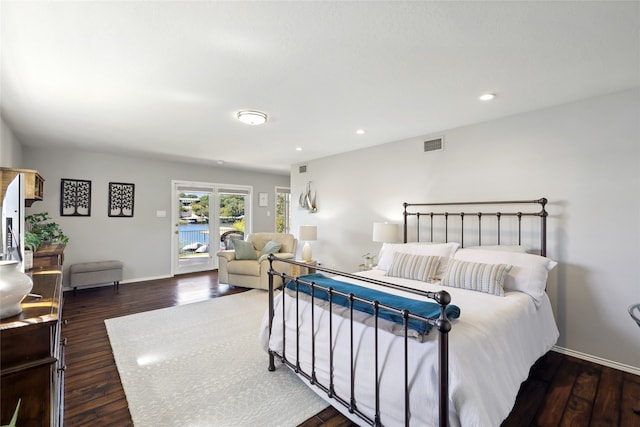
left=62, top=271, right=640, bottom=427
left=62, top=271, right=247, bottom=426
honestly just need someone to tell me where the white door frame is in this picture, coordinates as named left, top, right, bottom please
left=172, top=180, right=216, bottom=276
left=171, top=180, right=253, bottom=276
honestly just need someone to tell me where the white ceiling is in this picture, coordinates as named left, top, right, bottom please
left=1, top=1, right=638, bottom=175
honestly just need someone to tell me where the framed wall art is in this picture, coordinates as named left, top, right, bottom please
left=60, top=179, right=92, bottom=216
left=108, top=182, right=135, bottom=217
left=259, top=192, right=268, bottom=207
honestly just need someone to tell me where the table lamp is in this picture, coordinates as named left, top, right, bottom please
left=299, top=225, right=317, bottom=261
left=373, top=222, right=400, bottom=244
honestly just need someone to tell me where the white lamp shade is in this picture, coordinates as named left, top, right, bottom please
left=372, top=222, right=400, bottom=243
left=299, top=225, right=317, bottom=241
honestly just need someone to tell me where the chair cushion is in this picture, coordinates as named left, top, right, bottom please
left=233, top=240, right=257, bottom=260
left=248, top=233, right=296, bottom=254
left=258, top=240, right=282, bottom=258
left=227, top=259, right=261, bottom=276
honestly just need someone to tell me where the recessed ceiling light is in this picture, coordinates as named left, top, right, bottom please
left=237, top=110, right=267, bottom=125
left=479, top=93, right=496, bottom=101
left=217, top=160, right=224, bottom=165
left=356, top=129, right=366, bottom=135
left=295, top=147, right=303, bottom=151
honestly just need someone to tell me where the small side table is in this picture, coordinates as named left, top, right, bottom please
left=290, top=260, right=317, bottom=277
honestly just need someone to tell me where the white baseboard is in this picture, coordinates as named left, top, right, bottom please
left=62, top=274, right=173, bottom=292
left=552, top=345, right=640, bottom=376
left=120, top=274, right=173, bottom=284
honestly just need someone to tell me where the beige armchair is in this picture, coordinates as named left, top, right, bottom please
left=217, top=232, right=297, bottom=290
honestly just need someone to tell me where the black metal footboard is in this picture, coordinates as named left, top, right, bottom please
left=266, top=256, right=452, bottom=427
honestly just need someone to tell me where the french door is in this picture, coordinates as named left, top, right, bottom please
left=172, top=181, right=251, bottom=275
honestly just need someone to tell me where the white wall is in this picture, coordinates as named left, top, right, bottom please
left=23, top=147, right=289, bottom=282
left=0, top=115, right=23, bottom=167
left=291, top=88, right=640, bottom=372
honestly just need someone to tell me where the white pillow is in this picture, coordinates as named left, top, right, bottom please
left=376, top=242, right=459, bottom=278
left=453, top=248, right=557, bottom=304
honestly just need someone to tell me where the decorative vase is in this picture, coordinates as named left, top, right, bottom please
left=0, top=260, right=33, bottom=319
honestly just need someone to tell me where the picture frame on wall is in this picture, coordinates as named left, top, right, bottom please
left=108, top=182, right=135, bottom=217
left=259, top=192, right=268, bottom=207
left=60, top=178, right=92, bottom=216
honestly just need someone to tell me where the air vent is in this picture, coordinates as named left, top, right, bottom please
left=299, top=165, right=307, bottom=173
left=424, top=137, right=444, bottom=152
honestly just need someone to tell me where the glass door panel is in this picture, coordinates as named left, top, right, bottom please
left=174, top=185, right=214, bottom=275
left=172, top=182, right=252, bottom=276
left=218, top=191, right=247, bottom=248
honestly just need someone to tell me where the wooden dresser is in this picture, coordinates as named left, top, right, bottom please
left=33, top=245, right=65, bottom=269
left=0, top=267, right=64, bottom=427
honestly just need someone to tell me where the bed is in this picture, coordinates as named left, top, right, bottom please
left=261, top=198, right=559, bottom=427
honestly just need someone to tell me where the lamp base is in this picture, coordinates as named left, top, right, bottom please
left=302, top=242, right=312, bottom=261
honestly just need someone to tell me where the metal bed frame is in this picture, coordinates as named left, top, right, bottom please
left=403, top=198, right=548, bottom=256
left=266, top=198, right=549, bottom=427
left=267, top=261, right=452, bottom=427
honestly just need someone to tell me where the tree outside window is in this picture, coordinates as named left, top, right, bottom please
left=275, top=188, right=290, bottom=233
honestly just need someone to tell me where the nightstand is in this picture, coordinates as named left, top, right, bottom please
left=290, top=260, right=317, bottom=277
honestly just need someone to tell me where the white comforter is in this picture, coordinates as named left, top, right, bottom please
left=260, top=269, right=559, bottom=427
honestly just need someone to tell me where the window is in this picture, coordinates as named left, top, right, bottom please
left=218, top=188, right=250, bottom=236
left=275, top=187, right=291, bottom=233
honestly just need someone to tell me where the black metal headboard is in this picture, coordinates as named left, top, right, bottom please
left=403, top=198, right=548, bottom=257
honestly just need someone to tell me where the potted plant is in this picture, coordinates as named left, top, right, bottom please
left=23, top=232, right=40, bottom=270
left=24, top=231, right=42, bottom=252
left=25, top=212, right=69, bottom=251
left=362, top=252, right=376, bottom=269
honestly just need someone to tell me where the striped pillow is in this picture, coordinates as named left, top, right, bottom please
left=385, top=253, right=441, bottom=282
left=442, top=259, right=512, bottom=296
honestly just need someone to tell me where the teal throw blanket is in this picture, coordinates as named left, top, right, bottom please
left=285, top=273, right=460, bottom=335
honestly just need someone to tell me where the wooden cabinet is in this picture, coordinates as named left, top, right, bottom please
left=33, top=244, right=65, bottom=269
left=0, top=167, right=45, bottom=207
left=0, top=267, right=64, bottom=427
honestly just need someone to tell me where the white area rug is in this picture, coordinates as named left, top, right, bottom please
left=105, top=290, right=327, bottom=426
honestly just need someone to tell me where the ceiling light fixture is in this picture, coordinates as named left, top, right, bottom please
left=237, top=110, right=267, bottom=125
left=479, top=93, right=496, bottom=101
left=356, top=129, right=366, bottom=135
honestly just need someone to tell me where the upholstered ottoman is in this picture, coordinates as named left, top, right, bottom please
left=69, top=260, right=123, bottom=291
